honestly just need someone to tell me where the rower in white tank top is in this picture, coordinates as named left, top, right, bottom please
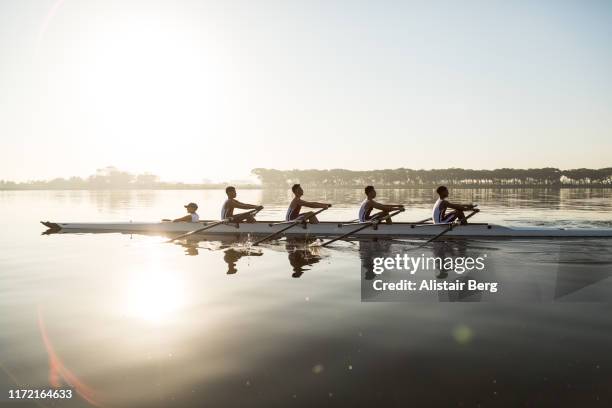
left=358, top=199, right=372, bottom=222
left=359, top=186, right=404, bottom=223
left=432, top=198, right=454, bottom=224
left=432, top=186, right=476, bottom=224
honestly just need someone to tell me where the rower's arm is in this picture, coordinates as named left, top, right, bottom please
left=299, top=199, right=331, bottom=209
left=446, top=201, right=475, bottom=211
left=172, top=215, right=192, bottom=222
left=371, top=201, right=404, bottom=211
left=232, top=200, right=262, bottom=210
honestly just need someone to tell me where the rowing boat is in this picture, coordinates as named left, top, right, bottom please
left=41, top=221, right=612, bottom=238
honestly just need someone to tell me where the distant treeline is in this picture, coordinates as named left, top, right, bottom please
left=3, top=166, right=612, bottom=190
left=0, top=166, right=258, bottom=190
left=251, top=167, right=612, bottom=188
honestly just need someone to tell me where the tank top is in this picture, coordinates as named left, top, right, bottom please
left=432, top=199, right=448, bottom=224
left=358, top=200, right=372, bottom=222
left=221, top=200, right=233, bottom=219
left=286, top=203, right=301, bottom=221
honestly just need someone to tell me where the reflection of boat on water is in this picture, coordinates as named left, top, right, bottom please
left=41, top=220, right=612, bottom=238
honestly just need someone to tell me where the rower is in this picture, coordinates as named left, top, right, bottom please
left=221, top=186, right=263, bottom=223
left=432, top=186, right=476, bottom=225
left=286, top=184, right=331, bottom=224
left=359, top=186, right=404, bottom=224
left=172, top=202, right=200, bottom=222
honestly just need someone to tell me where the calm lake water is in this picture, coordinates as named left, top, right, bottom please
left=1, top=188, right=612, bottom=407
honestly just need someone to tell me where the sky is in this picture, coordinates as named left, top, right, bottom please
left=0, top=0, right=611, bottom=183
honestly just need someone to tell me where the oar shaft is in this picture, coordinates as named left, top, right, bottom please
left=320, top=223, right=373, bottom=247
left=253, top=207, right=328, bottom=246
left=425, top=224, right=453, bottom=244
left=252, top=221, right=300, bottom=245
left=425, top=210, right=479, bottom=243
left=167, top=220, right=226, bottom=242
left=168, top=208, right=260, bottom=242
left=321, top=208, right=404, bottom=247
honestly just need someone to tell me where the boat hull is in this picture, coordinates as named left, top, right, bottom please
left=41, top=221, right=612, bottom=238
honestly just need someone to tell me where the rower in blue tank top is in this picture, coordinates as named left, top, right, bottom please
left=286, top=184, right=331, bottom=223
left=358, top=186, right=404, bottom=223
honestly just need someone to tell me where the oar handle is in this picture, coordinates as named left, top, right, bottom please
left=250, top=207, right=263, bottom=215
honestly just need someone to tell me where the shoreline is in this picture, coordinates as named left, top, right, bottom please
left=2, top=185, right=612, bottom=191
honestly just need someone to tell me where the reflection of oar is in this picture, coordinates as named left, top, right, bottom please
left=167, top=208, right=260, bottom=243
left=424, top=209, right=480, bottom=244
left=253, top=207, right=329, bottom=246
left=320, top=208, right=405, bottom=247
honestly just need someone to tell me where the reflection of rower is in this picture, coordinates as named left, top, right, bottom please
left=359, top=186, right=404, bottom=224
left=285, top=238, right=321, bottom=278
left=358, top=239, right=392, bottom=281
left=286, top=184, right=331, bottom=224
left=221, top=186, right=263, bottom=223
left=223, top=246, right=263, bottom=274
left=432, top=186, right=476, bottom=225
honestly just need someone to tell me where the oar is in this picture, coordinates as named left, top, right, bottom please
left=424, top=209, right=480, bottom=244
left=338, top=216, right=430, bottom=227
left=319, top=208, right=405, bottom=247
left=167, top=208, right=260, bottom=243
left=253, top=207, right=329, bottom=246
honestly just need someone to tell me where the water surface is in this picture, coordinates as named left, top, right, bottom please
left=1, top=189, right=612, bottom=407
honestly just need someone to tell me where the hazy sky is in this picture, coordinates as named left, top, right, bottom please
left=1, top=0, right=611, bottom=182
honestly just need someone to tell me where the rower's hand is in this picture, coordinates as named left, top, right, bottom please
left=256, top=205, right=264, bottom=211
left=325, top=204, right=332, bottom=208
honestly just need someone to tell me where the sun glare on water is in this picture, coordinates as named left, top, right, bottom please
left=124, top=267, right=186, bottom=324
